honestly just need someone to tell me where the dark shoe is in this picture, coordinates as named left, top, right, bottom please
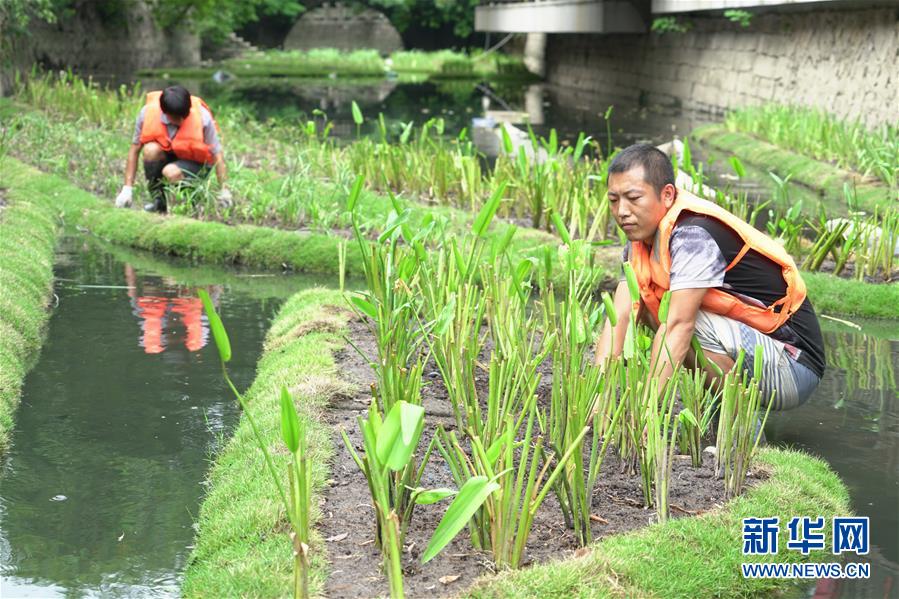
left=143, top=197, right=167, bottom=213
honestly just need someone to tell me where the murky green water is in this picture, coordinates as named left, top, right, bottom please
left=768, top=321, right=899, bottom=598
left=0, top=236, right=328, bottom=597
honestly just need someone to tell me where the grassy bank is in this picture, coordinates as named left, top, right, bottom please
left=182, top=287, right=351, bottom=597
left=467, top=447, right=850, bottom=598
left=187, top=288, right=851, bottom=598
left=7, top=78, right=895, bottom=286
left=693, top=124, right=895, bottom=213
left=141, top=48, right=534, bottom=80
left=0, top=156, right=585, bottom=283
left=3, top=156, right=893, bottom=319
left=724, top=104, right=897, bottom=189
left=0, top=167, right=60, bottom=454
left=803, top=271, right=899, bottom=320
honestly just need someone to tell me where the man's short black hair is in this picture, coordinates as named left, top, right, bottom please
left=160, top=85, right=191, bottom=118
left=608, top=143, right=675, bottom=195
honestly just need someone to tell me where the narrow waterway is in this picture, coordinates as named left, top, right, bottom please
left=0, top=236, right=320, bottom=597
left=768, top=321, right=899, bottom=598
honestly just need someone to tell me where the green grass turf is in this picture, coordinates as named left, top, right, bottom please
left=466, top=447, right=851, bottom=598
left=692, top=125, right=895, bottom=214
left=181, top=287, right=352, bottom=598
left=0, top=164, right=60, bottom=455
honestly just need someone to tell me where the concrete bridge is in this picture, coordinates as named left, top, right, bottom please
left=475, top=0, right=896, bottom=33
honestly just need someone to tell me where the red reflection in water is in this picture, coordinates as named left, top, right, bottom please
left=125, top=264, right=219, bottom=354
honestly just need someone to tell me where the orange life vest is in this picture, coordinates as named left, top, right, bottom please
left=138, top=91, right=217, bottom=164
left=629, top=188, right=807, bottom=334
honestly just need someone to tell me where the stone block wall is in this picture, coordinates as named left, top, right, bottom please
left=545, top=6, right=898, bottom=127
left=1, top=0, right=199, bottom=93
left=284, top=4, right=403, bottom=54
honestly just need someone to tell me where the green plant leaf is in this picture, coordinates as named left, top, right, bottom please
left=198, top=289, right=231, bottom=363
left=728, top=156, right=746, bottom=179
left=376, top=401, right=425, bottom=471
left=351, top=101, right=363, bottom=126
left=472, top=181, right=507, bottom=237
left=422, top=476, right=500, bottom=563
left=280, top=386, right=300, bottom=454
left=678, top=407, right=699, bottom=428
left=602, top=292, right=618, bottom=326
left=347, top=175, right=364, bottom=212
left=400, top=121, right=414, bottom=144
left=500, top=124, right=513, bottom=155
left=658, top=291, right=672, bottom=324
left=414, top=488, right=457, bottom=505
left=351, top=295, right=378, bottom=320
left=551, top=211, right=571, bottom=245
left=623, top=262, right=640, bottom=302
left=434, top=296, right=456, bottom=336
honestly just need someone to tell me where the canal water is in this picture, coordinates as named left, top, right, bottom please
left=0, top=236, right=325, bottom=597
left=768, top=320, right=899, bottom=598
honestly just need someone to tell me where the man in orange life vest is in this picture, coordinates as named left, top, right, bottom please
left=594, top=144, right=825, bottom=410
left=115, top=85, right=230, bottom=213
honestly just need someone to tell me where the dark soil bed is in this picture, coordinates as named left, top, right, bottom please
left=319, top=319, right=756, bottom=598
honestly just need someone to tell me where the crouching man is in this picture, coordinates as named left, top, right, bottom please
left=116, top=85, right=231, bottom=212
left=594, top=144, right=825, bottom=410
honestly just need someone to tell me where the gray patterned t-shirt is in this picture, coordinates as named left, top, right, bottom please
left=620, top=225, right=726, bottom=290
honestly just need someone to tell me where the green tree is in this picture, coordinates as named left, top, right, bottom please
left=366, top=0, right=479, bottom=39
left=149, top=0, right=305, bottom=41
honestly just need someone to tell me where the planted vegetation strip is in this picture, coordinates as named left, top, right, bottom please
left=0, top=158, right=61, bottom=454
left=181, top=287, right=350, bottom=598
left=466, top=447, right=851, bottom=599
left=802, top=271, right=899, bottom=320
left=724, top=104, right=898, bottom=189
left=692, top=125, right=894, bottom=213
left=138, top=48, right=533, bottom=80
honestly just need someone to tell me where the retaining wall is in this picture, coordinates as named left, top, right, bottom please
left=545, top=6, right=898, bottom=127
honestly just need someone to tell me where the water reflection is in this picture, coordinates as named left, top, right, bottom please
left=124, top=264, right=221, bottom=355
left=0, top=237, right=297, bottom=597
left=768, top=322, right=899, bottom=598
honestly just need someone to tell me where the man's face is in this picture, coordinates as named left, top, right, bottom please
left=165, top=113, right=185, bottom=126
left=607, top=166, right=675, bottom=243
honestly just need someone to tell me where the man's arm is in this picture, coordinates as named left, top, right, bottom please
left=647, top=287, right=707, bottom=389
left=213, top=151, right=226, bottom=186
left=124, top=143, right=141, bottom=186
left=594, top=280, right=635, bottom=365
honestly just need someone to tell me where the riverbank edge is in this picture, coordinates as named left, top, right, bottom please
left=692, top=124, right=894, bottom=213
left=0, top=169, right=61, bottom=455
left=181, top=287, right=352, bottom=597
left=185, top=288, right=852, bottom=598
left=467, top=447, right=851, bottom=598
left=0, top=156, right=612, bottom=289
left=3, top=157, right=894, bottom=319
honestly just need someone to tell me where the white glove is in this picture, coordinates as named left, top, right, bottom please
left=115, top=185, right=133, bottom=208
left=217, top=187, right=233, bottom=209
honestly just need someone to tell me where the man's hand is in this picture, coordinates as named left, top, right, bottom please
left=217, top=187, right=233, bottom=209
left=115, top=185, right=133, bottom=208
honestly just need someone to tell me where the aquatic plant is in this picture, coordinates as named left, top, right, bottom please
left=340, top=400, right=425, bottom=598
left=199, top=290, right=313, bottom=599
left=715, top=346, right=772, bottom=499
left=725, top=104, right=899, bottom=189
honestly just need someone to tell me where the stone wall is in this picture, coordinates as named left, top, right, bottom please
left=1, top=0, right=199, bottom=93
left=284, top=4, right=403, bottom=54
left=545, top=6, right=898, bottom=127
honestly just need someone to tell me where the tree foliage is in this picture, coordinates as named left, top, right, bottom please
left=0, top=0, right=59, bottom=34
left=149, top=0, right=305, bottom=41
left=365, top=0, right=479, bottom=39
